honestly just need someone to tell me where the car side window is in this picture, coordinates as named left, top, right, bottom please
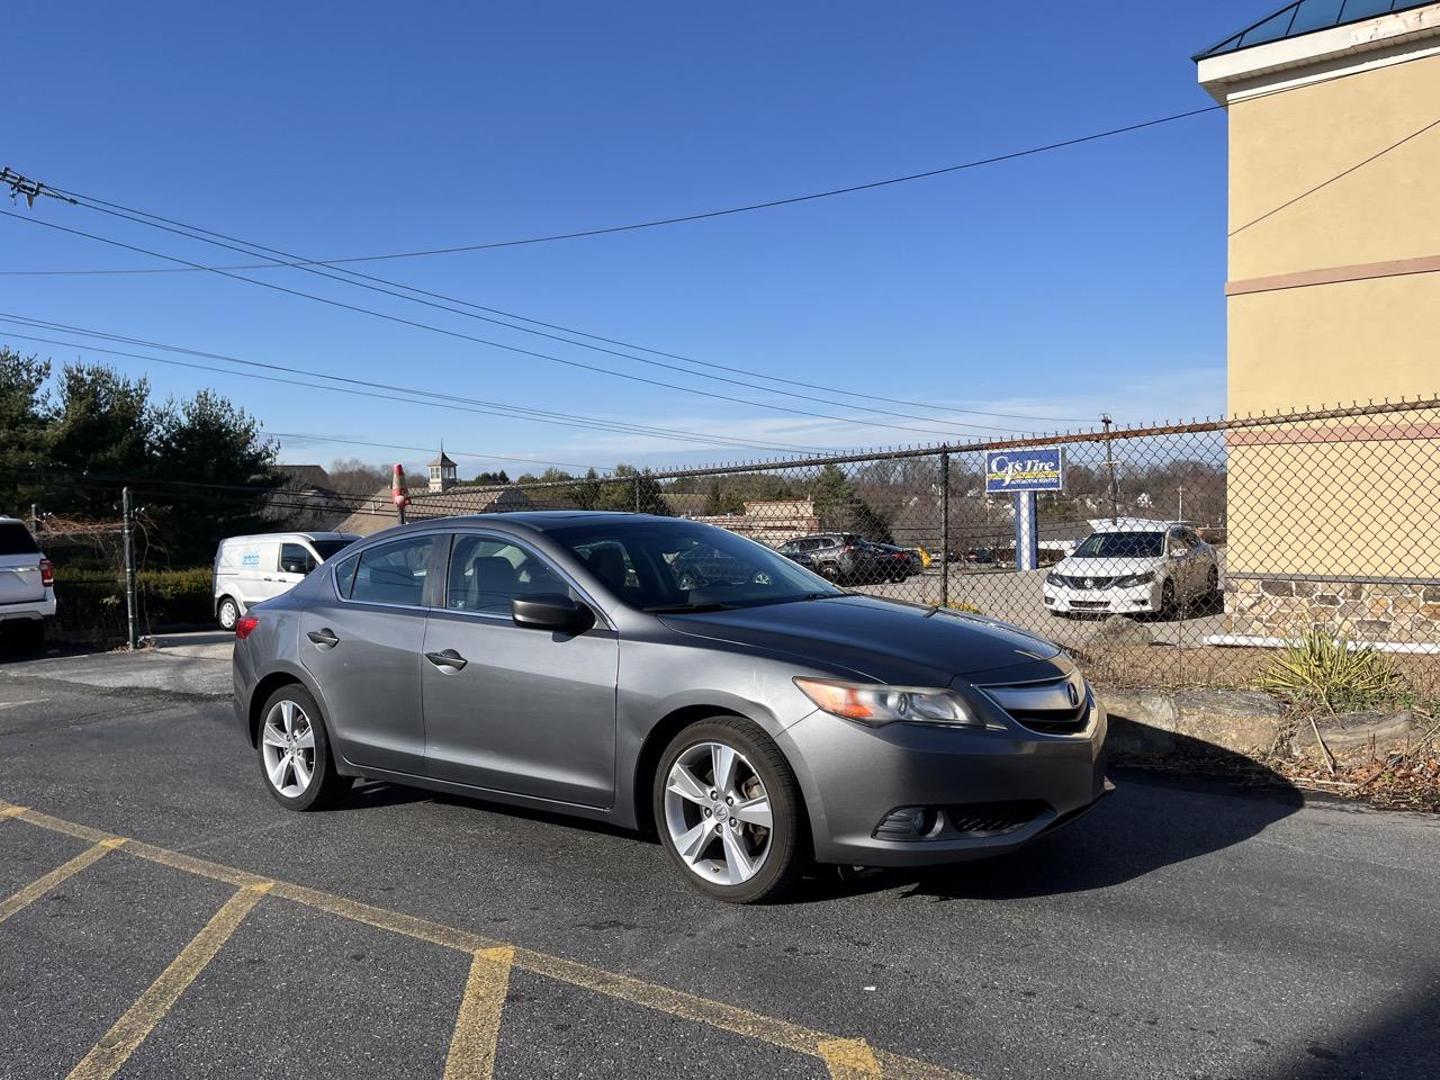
left=280, top=543, right=317, bottom=576
left=349, top=536, right=434, bottom=607
left=446, top=535, right=568, bottom=616
left=332, top=553, right=360, bottom=598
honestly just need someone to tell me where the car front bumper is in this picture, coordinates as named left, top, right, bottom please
left=782, top=701, right=1109, bottom=867
left=1043, top=582, right=1160, bottom=615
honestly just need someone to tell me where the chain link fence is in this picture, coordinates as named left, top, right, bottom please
left=365, top=397, right=1440, bottom=695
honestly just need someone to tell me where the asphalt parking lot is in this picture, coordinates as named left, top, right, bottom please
left=2, top=639, right=1438, bottom=1079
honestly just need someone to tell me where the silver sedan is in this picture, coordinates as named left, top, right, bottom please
left=232, top=512, right=1109, bottom=903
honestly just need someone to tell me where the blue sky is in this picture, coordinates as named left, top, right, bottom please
left=3, top=0, right=1265, bottom=478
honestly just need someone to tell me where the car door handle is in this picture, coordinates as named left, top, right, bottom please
left=307, top=628, right=340, bottom=648
left=425, top=649, right=468, bottom=672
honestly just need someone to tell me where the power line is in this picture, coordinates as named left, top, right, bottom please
left=11, top=188, right=1087, bottom=428
left=6, top=103, right=1223, bottom=267
left=0, top=208, right=1038, bottom=441
left=1228, top=114, right=1440, bottom=236
left=0, top=317, right=846, bottom=457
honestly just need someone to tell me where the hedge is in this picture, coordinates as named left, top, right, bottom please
left=52, top=567, right=215, bottom=640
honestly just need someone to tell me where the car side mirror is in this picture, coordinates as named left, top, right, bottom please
left=512, top=594, right=593, bottom=633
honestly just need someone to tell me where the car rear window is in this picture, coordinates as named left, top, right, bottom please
left=0, top=522, right=39, bottom=556
left=310, top=538, right=355, bottom=561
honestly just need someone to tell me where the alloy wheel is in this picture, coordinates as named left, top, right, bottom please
left=261, top=699, right=317, bottom=798
left=663, top=741, right=773, bottom=886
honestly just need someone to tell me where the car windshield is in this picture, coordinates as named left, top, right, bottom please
left=1072, top=531, right=1165, bottom=559
left=309, top=538, right=356, bottom=561
left=546, top=519, right=843, bottom=612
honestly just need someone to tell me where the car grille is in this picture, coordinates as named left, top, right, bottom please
left=944, top=800, right=1049, bottom=835
left=1053, top=574, right=1119, bottom=590
left=979, top=672, right=1091, bottom=735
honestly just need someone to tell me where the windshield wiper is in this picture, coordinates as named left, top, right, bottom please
left=644, top=602, right=736, bottom=614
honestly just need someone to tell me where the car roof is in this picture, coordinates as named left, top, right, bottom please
left=1087, top=518, right=1193, bottom=533
left=221, top=531, right=360, bottom=543
left=436, top=511, right=675, bottom=534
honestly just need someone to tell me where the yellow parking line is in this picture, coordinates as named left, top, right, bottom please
left=5, top=800, right=972, bottom=1080
left=444, top=946, right=516, bottom=1080
left=65, top=881, right=274, bottom=1080
left=0, top=803, right=26, bottom=819
left=820, top=1037, right=884, bottom=1078
left=269, top=879, right=503, bottom=954
left=0, top=838, right=125, bottom=926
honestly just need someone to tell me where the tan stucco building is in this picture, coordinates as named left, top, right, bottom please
left=1196, top=1, right=1440, bottom=644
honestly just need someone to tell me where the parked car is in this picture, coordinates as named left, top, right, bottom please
left=776, top=533, right=891, bottom=585
left=965, top=547, right=996, bottom=565
left=233, top=512, right=1110, bottom=903
left=1043, top=520, right=1219, bottom=619
left=866, top=542, right=922, bottom=581
left=213, top=531, right=359, bottom=630
left=0, top=516, right=54, bottom=649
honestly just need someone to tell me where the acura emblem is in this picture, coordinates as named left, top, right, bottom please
left=1066, top=681, right=1081, bottom=708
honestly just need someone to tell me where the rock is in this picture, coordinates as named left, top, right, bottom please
left=1291, top=710, right=1421, bottom=759
left=1089, top=616, right=1154, bottom=647
left=1099, top=687, right=1285, bottom=757
left=1174, top=689, right=1286, bottom=754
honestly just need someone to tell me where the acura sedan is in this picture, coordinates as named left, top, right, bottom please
left=233, top=512, right=1109, bottom=903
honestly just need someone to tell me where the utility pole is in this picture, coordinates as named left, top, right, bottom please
left=30, top=503, right=38, bottom=535
left=939, top=451, right=950, bottom=609
left=1101, top=414, right=1119, bottom=525
left=1177, top=483, right=1184, bottom=522
left=122, top=487, right=138, bottom=650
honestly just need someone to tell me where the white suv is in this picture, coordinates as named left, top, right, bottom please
left=0, top=516, right=55, bottom=647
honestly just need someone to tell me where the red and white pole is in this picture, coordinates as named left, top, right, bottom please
left=392, top=464, right=411, bottom=525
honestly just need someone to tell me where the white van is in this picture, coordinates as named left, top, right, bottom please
left=213, top=531, right=359, bottom=630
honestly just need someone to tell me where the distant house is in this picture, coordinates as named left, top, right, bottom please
left=334, top=482, right=531, bottom=537
left=693, top=498, right=820, bottom=547
left=264, top=464, right=353, bottom=530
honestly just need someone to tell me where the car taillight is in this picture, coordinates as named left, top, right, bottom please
left=235, top=616, right=260, bottom=640
left=39, top=558, right=54, bottom=587
left=840, top=544, right=853, bottom=553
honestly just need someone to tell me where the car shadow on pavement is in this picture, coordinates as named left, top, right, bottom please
left=798, top=727, right=1305, bottom=904
left=1255, top=985, right=1440, bottom=1079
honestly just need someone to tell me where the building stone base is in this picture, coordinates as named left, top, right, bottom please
left=1226, top=579, right=1440, bottom=644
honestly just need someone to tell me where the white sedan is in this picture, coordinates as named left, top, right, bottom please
left=1043, top=521, right=1218, bottom=619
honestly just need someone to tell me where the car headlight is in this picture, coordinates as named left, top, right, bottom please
left=1044, top=571, right=1060, bottom=585
left=793, top=677, right=981, bottom=728
left=1115, top=572, right=1155, bottom=587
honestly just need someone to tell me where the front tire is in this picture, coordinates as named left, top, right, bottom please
left=257, top=684, right=351, bottom=811
left=653, top=717, right=806, bottom=904
left=217, top=596, right=240, bottom=631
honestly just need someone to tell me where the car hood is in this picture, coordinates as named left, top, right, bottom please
left=1052, top=556, right=1163, bottom=578
left=658, top=594, right=1066, bottom=685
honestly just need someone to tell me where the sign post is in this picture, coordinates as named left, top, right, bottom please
left=984, top=447, right=1064, bottom=573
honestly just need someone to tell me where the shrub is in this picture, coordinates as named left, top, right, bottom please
left=53, top=567, right=215, bottom=640
left=1257, top=630, right=1407, bottom=713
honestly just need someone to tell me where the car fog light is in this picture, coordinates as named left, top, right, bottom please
left=874, top=806, right=937, bottom=840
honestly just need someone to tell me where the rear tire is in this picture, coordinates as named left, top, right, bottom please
left=217, top=597, right=240, bottom=631
left=257, top=684, right=352, bottom=811
left=653, top=716, right=806, bottom=904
